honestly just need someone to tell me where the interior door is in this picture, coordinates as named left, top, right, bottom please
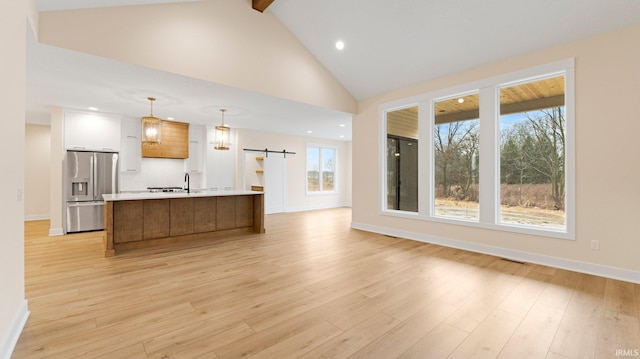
left=264, top=153, right=286, bottom=214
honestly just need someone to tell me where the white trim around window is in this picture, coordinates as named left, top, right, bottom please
left=379, top=58, right=575, bottom=240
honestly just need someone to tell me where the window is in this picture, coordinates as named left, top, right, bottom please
left=499, top=75, right=566, bottom=229
left=380, top=59, right=574, bottom=239
left=386, top=106, right=419, bottom=212
left=307, top=145, right=336, bottom=193
left=433, top=92, right=480, bottom=220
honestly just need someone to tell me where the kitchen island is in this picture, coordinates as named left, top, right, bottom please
left=102, top=190, right=264, bottom=257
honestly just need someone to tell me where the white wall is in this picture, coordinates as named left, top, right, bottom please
left=25, top=124, right=51, bottom=220
left=37, top=0, right=356, bottom=114
left=352, top=24, right=640, bottom=281
left=48, top=108, right=64, bottom=236
left=236, top=128, right=352, bottom=212
left=0, top=0, right=29, bottom=356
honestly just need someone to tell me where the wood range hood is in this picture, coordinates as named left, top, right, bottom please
left=142, top=119, right=189, bottom=159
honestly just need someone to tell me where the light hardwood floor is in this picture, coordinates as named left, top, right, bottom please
left=14, top=208, right=640, bottom=358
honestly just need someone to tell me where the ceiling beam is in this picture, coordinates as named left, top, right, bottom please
left=252, top=0, right=275, bottom=13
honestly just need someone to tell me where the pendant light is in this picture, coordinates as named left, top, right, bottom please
left=141, top=97, right=161, bottom=144
left=214, top=108, right=231, bottom=150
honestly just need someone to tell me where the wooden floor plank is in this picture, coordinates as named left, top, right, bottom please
left=247, top=321, right=342, bottom=359
left=348, top=299, right=459, bottom=358
left=398, top=322, right=470, bottom=359
left=547, top=273, right=606, bottom=359
left=594, top=278, right=640, bottom=358
left=299, top=313, right=401, bottom=359
left=13, top=210, right=640, bottom=359
left=448, top=308, right=524, bottom=359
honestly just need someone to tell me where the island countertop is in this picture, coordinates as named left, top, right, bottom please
left=103, top=190, right=262, bottom=202
left=103, top=190, right=265, bottom=256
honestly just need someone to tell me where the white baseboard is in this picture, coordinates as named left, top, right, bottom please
left=24, top=215, right=49, bottom=221
left=0, top=300, right=29, bottom=359
left=284, top=203, right=352, bottom=213
left=49, top=228, right=64, bottom=236
left=351, top=221, right=640, bottom=284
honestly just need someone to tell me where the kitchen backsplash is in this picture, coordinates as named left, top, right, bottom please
left=119, top=158, right=203, bottom=191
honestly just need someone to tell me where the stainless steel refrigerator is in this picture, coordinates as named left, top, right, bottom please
left=65, top=151, right=119, bottom=233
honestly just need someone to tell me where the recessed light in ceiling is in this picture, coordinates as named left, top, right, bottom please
left=339, top=123, right=346, bottom=127
left=335, top=40, right=345, bottom=50
left=457, top=98, right=464, bottom=104
left=88, top=107, right=98, bottom=111
left=167, top=117, right=174, bottom=120
left=307, top=130, right=313, bottom=134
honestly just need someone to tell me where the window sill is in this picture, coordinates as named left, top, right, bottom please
left=306, top=191, right=338, bottom=197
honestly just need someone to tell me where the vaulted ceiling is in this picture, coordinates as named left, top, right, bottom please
left=29, top=0, right=640, bottom=140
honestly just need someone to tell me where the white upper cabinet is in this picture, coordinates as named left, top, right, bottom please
left=121, top=118, right=141, bottom=139
left=186, top=125, right=205, bottom=173
left=119, top=118, right=142, bottom=173
left=64, top=110, right=121, bottom=152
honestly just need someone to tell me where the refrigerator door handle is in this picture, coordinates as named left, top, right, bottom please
left=92, top=153, right=98, bottom=200
left=111, top=154, right=119, bottom=195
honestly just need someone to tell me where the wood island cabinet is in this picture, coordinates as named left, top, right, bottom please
left=170, top=198, right=195, bottom=236
left=194, top=197, right=217, bottom=233
left=103, top=192, right=264, bottom=256
left=213, top=196, right=254, bottom=230
left=216, top=196, right=236, bottom=230
left=143, top=200, right=170, bottom=240
left=236, top=195, right=254, bottom=228
left=113, top=201, right=143, bottom=243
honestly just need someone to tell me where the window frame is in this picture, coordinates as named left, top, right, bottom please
left=379, top=58, right=575, bottom=240
left=380, top=103, right=422, bottom=217
left=431, top=90, right=482, bottom=223
left=306, top=143, right=339, bottom=195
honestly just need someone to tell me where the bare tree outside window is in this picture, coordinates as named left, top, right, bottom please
left=433, top=93, right=480, bottom=220
left=499, top=75, right=566, bottom=229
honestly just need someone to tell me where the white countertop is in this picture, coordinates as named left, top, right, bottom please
left=103, top=190, right=263, bottom=201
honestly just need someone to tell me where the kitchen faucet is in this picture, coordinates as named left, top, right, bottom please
left=184, top=173, right=190, bottom=194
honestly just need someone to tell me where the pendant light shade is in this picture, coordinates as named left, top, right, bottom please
left=142, top=97, right=161, bottom=144
left=214, top=108, right=230, bottom=150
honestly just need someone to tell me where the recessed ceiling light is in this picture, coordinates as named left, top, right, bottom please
left=167, top=117, right=174, bottom=120
left=339, top=135, right=344, bottom=138
left=335, top=40, right=345, bottom=50
left=88, top=107, right=98, bottom=111
left=307, top=130, right=313, bottom=134
left=339, top=124, right=346, bottom=127
left=457, top=98, right=464, bottom=104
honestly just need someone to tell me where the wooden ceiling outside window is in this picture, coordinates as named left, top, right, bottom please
left=435, top=76, right=565, bottom=124
left=387, top=76, right=565, bottom=138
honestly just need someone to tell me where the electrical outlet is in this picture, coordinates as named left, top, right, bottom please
left=591, top=240, right=600, bottom=250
